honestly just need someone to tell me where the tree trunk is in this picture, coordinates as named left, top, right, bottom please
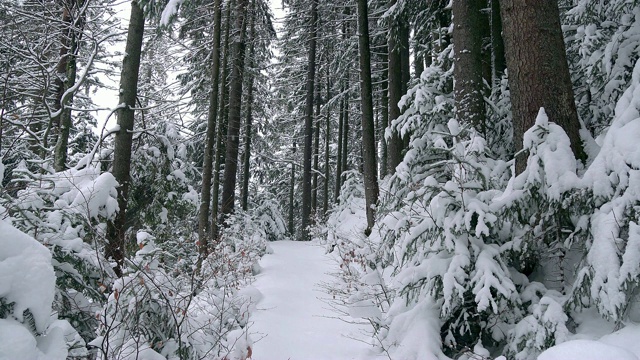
left=311, top=82, right=320, bottom=219
left=357, top=0, right=379, bottom=234
left=106, top=1, right=145, bottom=277
left=452, top=0, right=486, bottom=132
left=197, top=0, right=223, bottom=256
left=380, top=48, right=389, bottom=178
left=301, top=0, right=318, bottom=240
left=241, top=11, right=256, bottom=212
left=414, top=41, right=424, bottom=79
left=220, top=0, right=249, bottom=219
left=491, top=0, right=506, bottom=83
left=53, top=28, right=78, bottom=172
left=334, top=93, right=344, bottom=203
left=500, top=0, right=586, bottom=173
left=322, top=76, right=330, bottom=217
left=288, top=142, right=296, bottom=237
left=387, top=0, right=403, bottom=174
left=211, top=1, right=233, bottom=240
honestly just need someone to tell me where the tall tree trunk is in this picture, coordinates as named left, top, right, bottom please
left=334, top=93, right=344, bottom=203
left=106, top=1, right=145, bottom=277
left=341, top=79, right=349, bottom=182
left=356, top=0, right=379, bottom=234
left=387, top=0, right=403, bottom=174
left=198, top=0, right=223, bottom=255
left=414, top=41, right=424, bottom=78
left=380, top=48, right=388, bottom=178
left=491, top=0, right=506, bottom=83
left=500, top=0, right=586, bottom=173
left=322, top=76, right=330, bottom=216
left=241, top=11, right=256, bottom=212
left=220, top=0, right=249, bottom=219
left=452, top=0, right=486, bottom=131
left=311, top=82, right=320, bottom=218
left=211, top=1, right=233, bottom=240
left=301, top=0, right=318, bottom=240
left=288, top=142, right=296, bottom=237
left=53, top=28, right=78, bottom=172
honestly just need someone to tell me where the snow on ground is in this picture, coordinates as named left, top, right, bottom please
left=249, top=240, right=382, bottom=360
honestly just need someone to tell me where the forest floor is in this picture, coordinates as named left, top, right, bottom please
left=248, top=240, right=382, bottom=360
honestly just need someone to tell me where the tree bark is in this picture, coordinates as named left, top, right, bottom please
left=491, top=0, right=506, bottom=83
left=211, top=1, right=233, bottom=240
left=288, top=142, right=296, bottom=237
left=220, top=0, right=249, bottom=219
left=301, top=0, right=318, bottom=240
left=197, top=0, right=223, bottom=256
left=322, top=75, right=330, bottom=217
left=53, top=28, right=78, bottom=172
left=387, top=0, right=403, bottom=174
left=357, top=0, right=379, bottom=234
left=106, top=1, right=145, bottom=277
left=380, top=48, right=388, bottom=178
left=452, top=0, right=486, bottom=132
left=311, top=81, right=320, bottom=218
left=500, top=0, right=586, bottom=173
left=334, top=93, right=344, bottom=203
left=241, top=11, right=256, bottom=212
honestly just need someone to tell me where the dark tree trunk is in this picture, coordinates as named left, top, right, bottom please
left=198, top=0, right=223, bottom=256
left=341, top=79, right=349, bottom=181
left=106, top=1, right=145, bottom=277
left=312, top=82, right=320, bottom=219
left=357, top=0, right=379, bottom=234
left=380, top=48, right=389, bottom=178
left=491, top=0, right=506, bottom=83
left=500, top=0, right=586, bottom=173
left=322, top=76, right=330, bottom=217
left=301, top=0, right=318, bottom=240
left=288, top=142, right=296, bottom=237
left=387, top=0, right=403, bottom=174
left=220, top=0, right=249, bottom=219
left=452, top=0, right=486, bottom=132
left=334, top=93, right=344, bottom=203
left=414, top=41, right=424, bottom=79
left=53, top=29, right=78, bottom=172
left=211, top=1, right=233, bottom=240
left=241, top=11, right=256, bottom=212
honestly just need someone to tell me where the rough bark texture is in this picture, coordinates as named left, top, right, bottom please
left=500, top=0, right=586, bottom=173
left=106, top=1, right=145, bottom=277
left=452, top=0, right=486, bottom=131
left=300, top=0, right=318, bottom=240
left=220, top=0, right=249, bottom=219
left=380, top=48, right=389, bottom=178
left=491, top=0, right=506, bottom=83
left=387, top=0, right=403, bottom=174
left=197, top=0, right=223, bottom=255
left=322, top=76, right=330, bottom=216
left=334, top=93, right=344, bottom=203
left=311, top=83, right=320, bottom=218
left=357, top=0, right=379, bottom=234
left=53, top=30, right=78, bottom=172
left=241, top=12, right=256, bottom=212
left=211, top=1, right=233, bottom=239
left=288, top=142, right=296, bottom=236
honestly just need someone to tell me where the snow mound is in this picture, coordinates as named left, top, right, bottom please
left=538, top=339, right=638, bottom=360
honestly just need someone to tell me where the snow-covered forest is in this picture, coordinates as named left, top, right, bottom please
left=2, top=0, right=640, bottom=358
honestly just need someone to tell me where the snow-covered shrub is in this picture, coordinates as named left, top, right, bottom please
left=252, top=195, right=288, bottom=242
left=0, top=218, right=82, bottom=359
left=94, top=229, right=262, bottom=360
left=566, top=1, right=640, bottom=134
left=571, top=58, right=640, bottom=321
left=2, top=162, right=117, bottom=347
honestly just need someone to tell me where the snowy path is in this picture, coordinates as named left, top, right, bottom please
left=249, top=241, right=378, bottom=360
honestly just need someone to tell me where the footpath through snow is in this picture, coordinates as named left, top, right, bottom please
left=248, top=240, right=380, bottom=360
